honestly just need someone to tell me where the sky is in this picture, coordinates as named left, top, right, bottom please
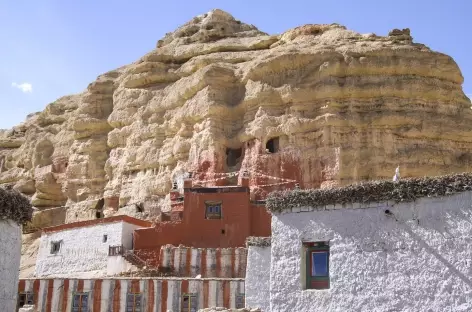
left=0, top=0, right=470, bottom=129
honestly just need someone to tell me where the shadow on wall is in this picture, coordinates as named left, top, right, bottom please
left=397, top=219, right=472, bottom=288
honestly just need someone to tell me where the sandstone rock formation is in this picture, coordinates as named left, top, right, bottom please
left=1, top=9, right=471, bottom=224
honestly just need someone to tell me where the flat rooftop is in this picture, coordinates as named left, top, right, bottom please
left=266, top=172, right=472, bottom=213
left=42, top=215, right=152, bottom=233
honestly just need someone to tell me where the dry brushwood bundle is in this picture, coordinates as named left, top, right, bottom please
left=0, top=187, right=33, bottom=224
left=266, top=173, right=472, bottom=213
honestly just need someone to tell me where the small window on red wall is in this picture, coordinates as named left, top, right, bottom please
left=304, top=241, right=330, bottom=290
left=205, top=201, right=222, bottom=219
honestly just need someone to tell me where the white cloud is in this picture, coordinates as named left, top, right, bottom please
left=11, top=82, right=33, bottom=93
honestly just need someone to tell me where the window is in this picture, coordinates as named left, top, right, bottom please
left=126, top=293, right=142, bottom=312
left=304, top=242, right=330, bottom=289
left=266, top=137, right=279, bottom=153
left=50, top=241, right=61, bottom=254
left=135, top=203, right=144, bottom=213
left=18, top=292, right=34, bottom=308
left=103, top=235, right=108, bottom=243
left=72, top=293, right=88, bottom=312
left=235, top=294, right=245, bottom=309
left=205, top=201, right=222, bottom=219
left=182, top=293, right=198, bottom=312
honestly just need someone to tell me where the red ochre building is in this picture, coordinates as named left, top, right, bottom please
left=133, top=173, right=272, bottom=266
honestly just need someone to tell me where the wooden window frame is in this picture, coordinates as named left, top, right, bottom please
left=181, top=293, right=198, bottom=312
left=304, top=242, right=330, bottom=290
left=126, top=293, right=143, bottom=312
left=18, top=292, right=34, bottom=308
left=72, top=292, right=89, bottom=312
left=205, top=201, right=222, bottom=220
left=235, top=294, right=245, bottom=309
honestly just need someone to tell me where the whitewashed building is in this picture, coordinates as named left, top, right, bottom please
left=0, top=187, right=33, bottom=312
left=35, top=215, right=151, bottom=278
left=246, top=173, right=472, bottom=312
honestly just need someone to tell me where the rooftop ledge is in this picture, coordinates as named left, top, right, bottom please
left=266, top=172, right=472, bottom=213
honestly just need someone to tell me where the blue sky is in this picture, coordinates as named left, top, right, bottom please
left=0, top=0, right=470, bottom=129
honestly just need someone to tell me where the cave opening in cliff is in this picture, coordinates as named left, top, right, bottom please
left=226, top=148, right=243, bottom=167
left=135, top=203, right=144, bottom=213
left=266, top=137, right=279, bottom=153
left=95, top=198, right=104, bottom=219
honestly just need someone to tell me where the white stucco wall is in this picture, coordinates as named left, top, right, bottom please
left=245, top=245, right=271, bottom=311
left=0, top=220, right=21, bottom=312
left=270, top=191, right=472, bottom=312
left=35, top=221, right=130, bottom=277
left=122, top=221, right=142, bottom=250
left=106, top=256, right=137, bottom=275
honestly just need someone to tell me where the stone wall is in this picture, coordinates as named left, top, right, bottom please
left=19, top=278, right=245, bottom=311
left=154, top=246, right=248, bottom=278
left=269, top=191, right=472, bottom=311
left=0, top=220, right=21, bottom=312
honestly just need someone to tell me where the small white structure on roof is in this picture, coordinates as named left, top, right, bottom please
left=35, top=215, right=151, bottom=278
left=247, top=173, right=472, bottom=312
left=0, top=187, right=33, bottom=312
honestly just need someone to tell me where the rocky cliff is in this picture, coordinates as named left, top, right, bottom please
left=1, top=9, right=471, bottom=225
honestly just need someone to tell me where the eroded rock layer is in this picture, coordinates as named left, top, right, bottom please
left=1, top=9, right=471, bottom=222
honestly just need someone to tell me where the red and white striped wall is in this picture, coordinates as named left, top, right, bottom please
left=18, top=278, right=245, bottom=312
left=159, top=247, right=248, bottom=278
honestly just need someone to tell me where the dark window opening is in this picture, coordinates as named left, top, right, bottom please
left=205, top=25, right=214, bottom=30
left=126, top=293, right=142, bottom=312
left=221, top=229, right=225, bottom=235
left=72, top=293, right=89, bottom=312
left=226, top=148, right=243, bottom=167
left=235, top=294, right=245, bottom=309
left=304, top=242, right=330, bottom=290
left=266, top=137, right=280, bottom=153
left=93, top=198, right=105, bottom=219
left=135, top=203, right=144, bottom=213
left=103, top=235, right=108, bottom=243
left=182, top=294, right=198, bottom=312
left=50, top=241, right=61, bottom=254
left=95, top=198, right=105, bottom=210
left=65, top=162, right=68, bottom=168
left=18, top=292, right=34, bottom=308
left=205, top=201, right=222, bottom=219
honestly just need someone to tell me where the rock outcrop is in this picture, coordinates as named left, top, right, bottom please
left=1, top=9, right=471, bottom=223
